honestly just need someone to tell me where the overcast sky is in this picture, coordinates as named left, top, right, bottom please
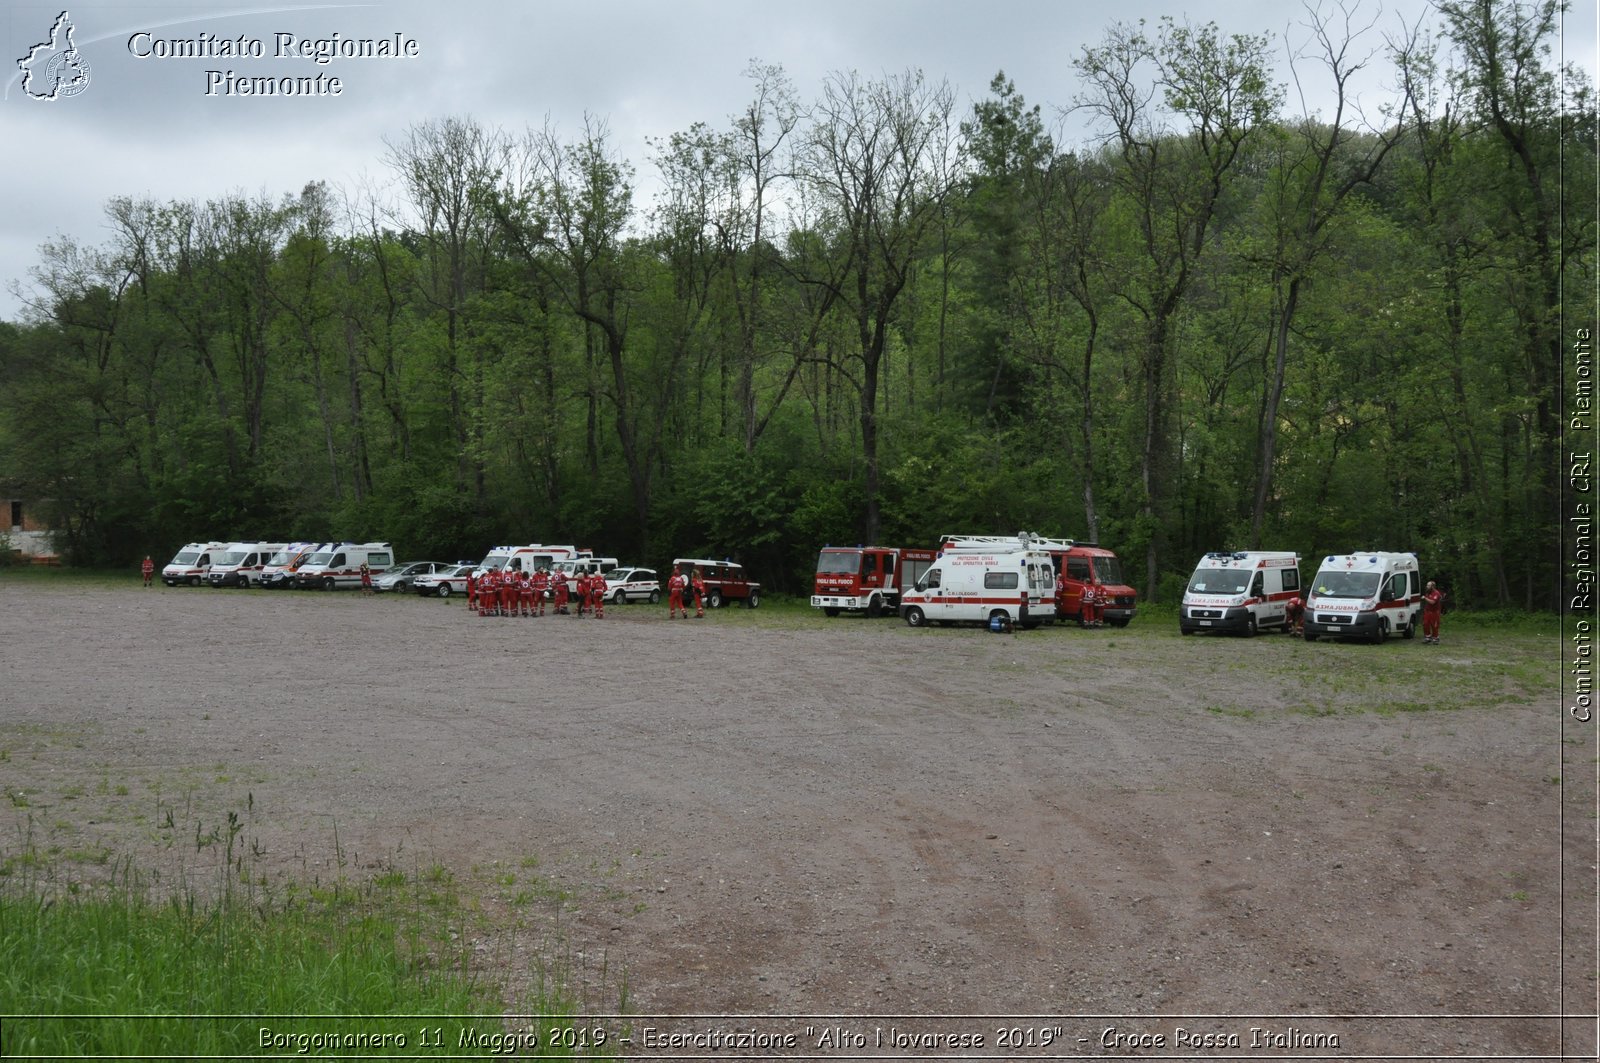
left=2, top=0, right=1595, bottom=322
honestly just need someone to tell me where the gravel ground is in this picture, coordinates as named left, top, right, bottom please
left=0, top=580, right=1592, bottom=1059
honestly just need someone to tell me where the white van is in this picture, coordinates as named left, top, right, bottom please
left=1179, top=551, right=1301, bottom=635
left=473, top=543, right=586, bottom=579
left=259, top=542, right=323, bottom=590
left=161, top=541, right=230, bottom=587
left=294, top=541, right=395, bottom=590
left=552, top=555, right=619, bottom=597
left=900, top=533, right=1058, bottom=629
left=1303, top=552, right=1423, bottom=642
left=206, top=542, right=288, bottom=588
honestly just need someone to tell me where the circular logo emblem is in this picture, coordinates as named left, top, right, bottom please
left=44, top=50, right=91, bottom=97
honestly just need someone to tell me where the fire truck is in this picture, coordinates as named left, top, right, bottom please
left=811, top=545, right=938, bottom=618
left=1033, top=536, right=1139, bottom=627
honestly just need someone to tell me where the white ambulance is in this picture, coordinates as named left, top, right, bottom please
left=294, top=541, right=396, bottom=590
left=259, top=542, right=324, bottom=590
left=206, top=542, right=289, bottom=588
left=473, top=543, right=588, bottom=580
left=161, top=541, right=230, bottom=587
left=1303, top=552, right=1423, bottom=642
left=1179, top=550, right=1302, bottom=635
left=899, top=533, right=1058, bottom=629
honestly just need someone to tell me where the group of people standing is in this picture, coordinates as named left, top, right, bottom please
left=467, top=567, right=608, bottom=619
left=463, top=564, right=712, bottom=620
left=1058, top=577, right=1110, bottom=627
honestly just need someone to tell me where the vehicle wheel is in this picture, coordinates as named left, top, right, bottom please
left=1402, top=620, right=1416, bottom=639
left=187, top=576, right=201, bottom=587
left=648, top=590, right=660, bottom=604
left=437, top=584, right=452, bottom=597
left=322, top=576, right=336, bottom=591
left=904, top=606, right=927, bottom=628
left=708, top=589, right=723, bottom=609
left=1375, top=617, right=1389, bottom=644
left=823, top=607, right=841, bottom=618
left=866, top=595, right=882, bottom=619
left=1180, top=627, right=1194, bottom=636
left=1245, top=617, right=1258, bottom=638
left=1108, top=618, right=1130, bottom=628
left=612, top=588, right=626, bottom=605
left=747, top=590, right=760, bottom=608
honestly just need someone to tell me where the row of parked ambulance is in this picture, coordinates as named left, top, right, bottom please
left=156, top=539, right=764, bottom=608
left=1179, top=548, right=1427, bottom=642
left=160, top=541, right=399, bottom=590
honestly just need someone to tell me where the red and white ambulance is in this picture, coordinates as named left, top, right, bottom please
left=161, top=541, right=230, bottom=587
left=899, top=533, right=1058, bottom=629
left=473, top=544, right=587, bottom=581
left=206, top=541, right=289, bottom=588
left=1179, top=550, right=1302, bottom=635
left=811, top=545, right=937, bottom=618
left=1303, top=552, right=1423, bottom=642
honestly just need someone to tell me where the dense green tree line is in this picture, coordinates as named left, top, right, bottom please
left=1, top=2, right=1592, bottom=606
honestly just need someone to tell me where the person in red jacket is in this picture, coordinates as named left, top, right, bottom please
left=530, top=567, right=548, bottom=617
left=552, top=569, right=570, bottom=615
left=589, top=570, right=606, bottom=619
left=141, top=555, right=155, bottom=587
left=1284, top=594, right=1306, bottom=636
left=359, top=562, right=374, bottom=594
left=1081, top=583, right=1101, bottom=628
left=667, top=564, right=686, bottom=619
left=692, top=566, right=706, bottom=618
left=466, top=570, right=478, bottom=612
left=477, top=570, right=495, bottom=616
left=1421, top=580, right=1446, bottom=644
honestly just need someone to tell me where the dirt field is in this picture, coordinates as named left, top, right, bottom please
left=0, top=580, right=1592, bottom=1059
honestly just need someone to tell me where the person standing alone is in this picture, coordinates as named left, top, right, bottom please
left=1421, top=580, right=1446, bottom=644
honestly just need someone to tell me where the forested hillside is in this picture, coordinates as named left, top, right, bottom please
left=1, top=2, right=1592, bottom=606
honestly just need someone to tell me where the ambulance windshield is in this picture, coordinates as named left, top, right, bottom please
left=816, top=549, right=861, bottom=575
left=265, top=549, right=295, bottom=566
left=479, top=553, right=509, bottom=571
left=172, top=550, right=200, bottom=565
left=1188, top=569, right=1250, bottom=595
left=1313, top=570, right=1381, bottom=598
left=217, top=550, right=249, bottom=566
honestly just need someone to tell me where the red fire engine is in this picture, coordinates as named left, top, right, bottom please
left=811, top=545, right=938, bottom=618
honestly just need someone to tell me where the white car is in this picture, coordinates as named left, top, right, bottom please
left=604, top=567, right=661, bottom=604
left=414, top=563, right=475, bottom=598
left=375, top=561, right=448, bottom=592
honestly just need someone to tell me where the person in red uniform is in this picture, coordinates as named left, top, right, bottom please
left=359, top=562, right=374, bottom=594
left=1284, top=594, right=1305, bottom=636
left=667, top=564, right=686, bottom=619
left=530, top=567, right=547, bottom=616
left=1421, top=580, right=1446, bottom=644
left=477, top=570, right=494, bottom=616
left=692, top=567, right=706, bottom=618
left=1055, top=571, right=1069, bottom=622
left=466, top=570, right=478, bottom=612
left=1081, top=583, right=1101, bottom=628
left=141, top=555, right=155, bottom=587
left=590, top=570, right=606, bottom=619
left=552, top=568, right=570, bottom=614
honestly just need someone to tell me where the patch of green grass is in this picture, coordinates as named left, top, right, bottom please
left=0, top=827, right=618, bottom=1059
